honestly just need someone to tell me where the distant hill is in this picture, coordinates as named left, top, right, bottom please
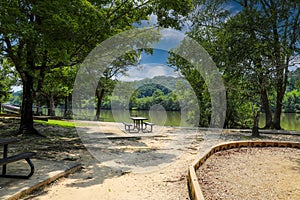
left=130, top=76, right=190, bottom=91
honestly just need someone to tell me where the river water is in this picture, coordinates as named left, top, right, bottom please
left=94, top=110, right=300, bottom=131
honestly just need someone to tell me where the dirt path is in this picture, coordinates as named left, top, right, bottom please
left=21, top=122, right=204, bottom=200
left=26, top=133, right=202, bottom=200
left=30, top=149, right=199, bottom=200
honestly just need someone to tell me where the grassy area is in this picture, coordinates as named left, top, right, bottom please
left=34, top=119, right=100, bottom=127
left=34, top=119, right=75, bottom=127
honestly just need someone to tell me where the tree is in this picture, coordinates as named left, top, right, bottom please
left=219, top=5, right=275, bottom=130
left=40, top=66, right=78, bottom=116
left=283, top=68, right=300, bottom=113
left=0, top=0, right=193, bottom=135
left=167, top=0, right=229, bottom=127
left=136, top=83, right=172, bottom=98
left=225, top=0, right=300, bottom=129
left=168, top=55, right=211, bottom=126
left=1, top=0, right=101, bottom=134
left=286, top=68, right=300, bottom=92
left=258, top=0, right=300, bottom=129
left=94, top=52, right=142, bottom=121
left=283, top=90, right=300, bottom=113
left=95, top=76, right=117, bottom=121
left=186, top=0, right=300, bottom=130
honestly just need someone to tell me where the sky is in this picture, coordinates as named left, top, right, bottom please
left=117, top=49, right=180, bottom=82
left=11, top=85, right=22, bottom=92
left=117, top=28, right=186, bottom=82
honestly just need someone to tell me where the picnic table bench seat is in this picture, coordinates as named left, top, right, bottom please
left=123, top=122, right=134, bottom=132
left=143, top=122, right=154, bottom=132
left=0, top=138, right=36, bottom=179
left=0, top=152, right=36, bottom=179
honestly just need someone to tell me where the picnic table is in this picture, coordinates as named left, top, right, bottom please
left=123, top=116, right=154, bottom=133
left=131, top=117, right=148, bottom=132
left=0, top=138, right=36, bottom=179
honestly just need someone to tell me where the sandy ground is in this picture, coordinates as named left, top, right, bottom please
left=21, top=122, right=205, bottom=200
left=16, top=121, right=300, bottom=200
left=28, top=150, right=198, bottom=200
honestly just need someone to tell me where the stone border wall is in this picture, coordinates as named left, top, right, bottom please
left=187, top=141, right=300, bottom=200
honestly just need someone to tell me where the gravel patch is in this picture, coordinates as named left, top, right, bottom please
left=197, top=147, right=300, bottom=200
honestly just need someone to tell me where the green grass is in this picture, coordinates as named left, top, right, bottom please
left=35, top=119, right=75, bottom=127
left=34, top=119, right=101, bottom=127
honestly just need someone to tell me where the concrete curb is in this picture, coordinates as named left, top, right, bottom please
left=7, top=163, right=82, bottom=200
left=187, top=141, right=300, bottom=200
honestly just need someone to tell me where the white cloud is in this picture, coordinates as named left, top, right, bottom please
left=136, top=13, right=158, bottom=28
left=118, top=63, right=179, bottom=82
left=11, top=85, right=22, bottom=92
left=149, top=14, right=158, bottom=26
left=154, top=28, right=186, bottom=50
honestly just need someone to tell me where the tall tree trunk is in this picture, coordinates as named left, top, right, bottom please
left=251, top=99, right=260, bottom=137
left=64, top=95, right=69, bottom=117
left=48, top=92, right=56, bottom=116
left=273, top=100, right=282, bottom=130
left=271, top=13, right=286, bottom=130
left=18, top=36, right=44, bottom=136
left=257, top=67, right=273, bottom=129
left=95, top=88, right=105, bottom=121
left=260, top=87, right=272, bottom=128
left=19, top=72, right=39, bottom=135
left=69, top=93, right=72, bottom=108
left=252, top=109, right=260, bottom=137
left=273, top=63, right=288, bottom=130
left=64, top=93, right=73, bottom=118
left=35, top=101, right=42, bottom=116
left=247, top=4, right=273, bottom=129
